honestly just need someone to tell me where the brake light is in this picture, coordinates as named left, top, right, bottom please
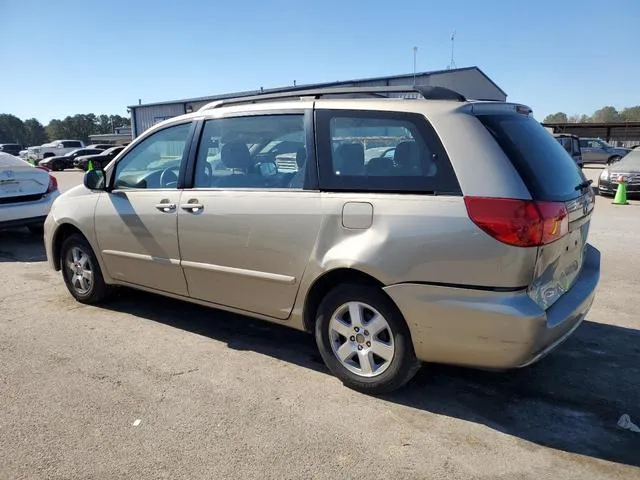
left=464, top=197, right=568, bottom=247
left=46, top=174, right=58, bottom=193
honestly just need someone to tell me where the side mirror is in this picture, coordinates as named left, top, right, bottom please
left=83, top=169, right=106, bottom=190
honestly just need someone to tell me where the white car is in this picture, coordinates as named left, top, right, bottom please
left=27, top=139, right=84, bottom=161
left=0, top=152, right=60, bottom=233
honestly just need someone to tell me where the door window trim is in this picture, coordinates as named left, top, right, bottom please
left=182, top=109, right=318, bottom=191
left=107, top=120, right=196, bottom=191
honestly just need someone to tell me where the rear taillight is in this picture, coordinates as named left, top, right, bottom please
left=464, top=197, right=568, bottom=247
left=46, top=174, right=58, bottom=193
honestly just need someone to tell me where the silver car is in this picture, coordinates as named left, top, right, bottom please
left=44, top=86, right=600, bottom=393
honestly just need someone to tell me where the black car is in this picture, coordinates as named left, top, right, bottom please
left=74, top=146, right=125, bottom=171
left=598, top=149, right=640, bottom=196
left=39, top=148, right=106, bottom=171
left=0, top=143, right=23, bottom=156
left=554, top=134, right=583, bottom=168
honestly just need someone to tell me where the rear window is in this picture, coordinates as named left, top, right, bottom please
left=478, top=114, right=585, bottom=201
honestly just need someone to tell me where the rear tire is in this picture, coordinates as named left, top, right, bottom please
left=60, top=234, right=110, bottom=304
left=314, top=284, right=419, bottom=394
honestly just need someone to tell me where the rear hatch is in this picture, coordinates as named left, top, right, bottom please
left=475, top=110, right=594, bottom=311
left=0, top=153, right=50, bottom=202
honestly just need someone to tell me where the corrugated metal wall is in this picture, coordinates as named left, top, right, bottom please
left=133, top=104, right=186, bottom=136
left=426, top=70, right=506, bottom=101
left=131, top=70, right=506, bottom=137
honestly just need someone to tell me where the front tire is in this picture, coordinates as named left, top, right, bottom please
left=314, top=284, right=419, bottom=394
left=60, top=234, right=110, bottom=304
left=607, top=156, right=621, bottom=165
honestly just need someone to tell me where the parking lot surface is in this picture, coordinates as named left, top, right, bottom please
left=1, top=168, right=639, bottom=479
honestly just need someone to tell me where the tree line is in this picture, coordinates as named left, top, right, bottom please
left=543, top=105, right=640, bottom=124
left=0, top=113, right=131, bottom=147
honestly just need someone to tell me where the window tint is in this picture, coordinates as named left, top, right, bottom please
left=556, top=137, right=572, bottom=153
left=572, top=138, right=580, bottom=154
left=113, top=123, right=191, bottom=189
left=579, top=139, right=588, bottom=148
left=316, top=110, right=460, bottom=194
left=62, top=141, right=82, bottom=148
left=478, top=114, right=585, bottom=201
left=194, top=114, right=307, bottom=189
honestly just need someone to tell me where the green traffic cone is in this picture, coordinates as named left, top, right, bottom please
left=613, top=176, right=629, bottom=205
left=87, top=160, right=94, bottom=172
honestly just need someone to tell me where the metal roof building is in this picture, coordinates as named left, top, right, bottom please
left=129, top=66, right=507, bottom=137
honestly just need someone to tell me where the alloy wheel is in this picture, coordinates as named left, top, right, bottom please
left=328, top=301, right=395, bottom=377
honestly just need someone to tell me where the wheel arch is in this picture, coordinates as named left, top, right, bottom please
left=302, top=268, right=385, bottom=333
left=51, top=223, right=87, bottom=270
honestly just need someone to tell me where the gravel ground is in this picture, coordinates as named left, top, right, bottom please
left=0, top=167, right=638, bottom=479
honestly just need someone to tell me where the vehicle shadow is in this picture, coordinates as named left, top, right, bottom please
left=103, top=289, right=640, bottom=468
left=0, top=228, right=47, bottom=262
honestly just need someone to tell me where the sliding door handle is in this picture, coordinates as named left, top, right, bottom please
left=181, top=203, right=204, bottom=213
left=155, top=203, right=176, bottom=212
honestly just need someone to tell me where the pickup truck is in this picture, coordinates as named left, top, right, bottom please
left=579, top=138, right=630, bottom=165
left=27, top=140, right=85, bottom=161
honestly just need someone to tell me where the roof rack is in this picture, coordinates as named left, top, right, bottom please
left=198, top=85, right=466, bottom=111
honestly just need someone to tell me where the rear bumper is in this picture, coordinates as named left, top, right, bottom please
left=384, top=244, right=600, bottom=368
left=0, top=191, right=59, bottom=229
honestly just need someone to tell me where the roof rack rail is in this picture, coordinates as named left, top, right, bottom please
left=198, top=85, right=466, bottom=111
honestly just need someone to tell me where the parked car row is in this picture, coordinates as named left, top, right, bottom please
left=35, top=144, right=126, bottom=171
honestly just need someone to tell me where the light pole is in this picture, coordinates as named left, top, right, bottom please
left=413, top=46, right=418, bottom=85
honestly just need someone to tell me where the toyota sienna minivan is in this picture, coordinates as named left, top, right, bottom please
left=44, top=86, right=600, bottom=393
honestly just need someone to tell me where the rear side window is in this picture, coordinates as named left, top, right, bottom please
left=62, top=141, right=82, bottom=148
left=315, top=110, right=461, bottom=195
left=478, top=114, right=585, bottom=202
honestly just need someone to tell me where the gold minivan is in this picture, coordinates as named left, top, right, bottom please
left=45, top=86, right=600, bottom=393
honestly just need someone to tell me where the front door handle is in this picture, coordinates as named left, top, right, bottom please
left=155, top=202, right=176, bottom=212
left=181, top=202, right=204, bottom=213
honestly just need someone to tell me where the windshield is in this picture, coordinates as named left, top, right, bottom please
left=478, top=114, right=586, bottom=201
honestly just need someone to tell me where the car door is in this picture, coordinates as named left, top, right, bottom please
left=177, top=111, right=322, bottom=319
left=580, top=139, right=596, bottom=163
left=94, top=121, right=194, bottom=295
left=587, top=140, right=608, bottom=163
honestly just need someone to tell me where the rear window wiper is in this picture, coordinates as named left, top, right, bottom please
left=575, top=179, right=593, bottom=191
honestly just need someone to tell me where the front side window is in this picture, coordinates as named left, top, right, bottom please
left=193, top=114, right=307, bottom=189
left=316, top=110, right=460, bottom=194
left=113, top=122, right=191, bottom=189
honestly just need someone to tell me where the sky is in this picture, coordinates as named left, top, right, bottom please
left=1, top=0, right=639, bottom=123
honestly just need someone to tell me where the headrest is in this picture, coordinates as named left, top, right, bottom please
left=394, top=141, right=418, bottom=165
left=366, top=156, right=395, bottom=175
left=221, top=142, right=252, bottom=169
left=335, top=143, right=364, bottom=175
left=296, top=147, right=306, bottom=168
